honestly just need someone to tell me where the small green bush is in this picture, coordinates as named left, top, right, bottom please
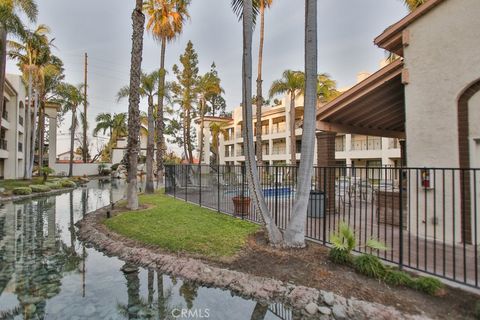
left=60, top=180, right=77, bottom=188
left=30, top=184, right=52, bottom=193
left=384, top=269, right=414, bottom=287
left=354, top=254, right=386, bottom=279
left=111, top=163, right=120, bottom=171
left=414, top=276, right=444, bottom=295
left=329, top=248, right=352, bottom=265
left=13, top=187, right=32, bottom=195
left=45, top=182, right=63, bottom=190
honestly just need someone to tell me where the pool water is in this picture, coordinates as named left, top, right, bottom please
left=224, top=187, right=294, bottom=199
left=0, top=180, right=294, bottom=319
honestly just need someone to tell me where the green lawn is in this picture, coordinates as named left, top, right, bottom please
left=104, top=193, right=260, bottom=257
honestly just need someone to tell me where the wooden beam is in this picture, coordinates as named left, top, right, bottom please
left=317, top=121, right=406, bottom=139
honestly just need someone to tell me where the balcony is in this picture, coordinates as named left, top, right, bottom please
left=19, top=116, right=24, bottom=126
left=236, top=149, right=244, bottom=157
left=272, top=146, right=286, bottom=155
left=18, top=142, right=23, bottom=152
left=351, top=137, right=382, bottom=151
left=389, top=138, right=400, bottom=149
left=271, top=124, right=286, bottom=134
left=0, top=139, right=7, bottom=150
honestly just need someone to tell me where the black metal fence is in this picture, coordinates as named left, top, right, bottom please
left=165, top=164, right=480, bottom=289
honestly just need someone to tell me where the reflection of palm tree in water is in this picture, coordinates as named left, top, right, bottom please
left=179, top=281, right=199, bottom=310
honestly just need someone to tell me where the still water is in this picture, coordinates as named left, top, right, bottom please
left=0, top=180, right=294, bottom=320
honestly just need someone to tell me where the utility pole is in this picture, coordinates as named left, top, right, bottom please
left=83, top=52, right=88, bottom=163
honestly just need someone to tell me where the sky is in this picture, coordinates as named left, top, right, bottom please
left=6, top=0, right=408, bottom=156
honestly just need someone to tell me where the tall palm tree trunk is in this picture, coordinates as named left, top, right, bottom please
left=126, top=0, right=145, bottom=210
left=156, top=38, right=167, bottom=185
left=145, top=96, right=155, bottom=193
left=289, top=93, right=296, bottom=166
left=255, top=1, right=266, bottom=166
left=69, top=109, right=76, bottom=177
left=29, top=90, right=39, bottom=177
left=284, top=0, right=317, bottom=247
left=24, top=71, right=32, bottom=179
left=242, top=0, right=283, bottom=246
left=198, top=99, right=205, bottom=163
left=38, top=103, right=45, bottom=169
left=0, top=27, right=6, bottom=132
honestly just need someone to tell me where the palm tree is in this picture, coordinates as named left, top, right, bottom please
left=269, top=70, right=304, bottom=165
left=118, top=71, right=159, bottom=193
left=0, top=0, right=38, bottom=131
left=283, top=0, right=317, bottom=247
left=240, top=0, right=283, bottom=245
left=403, top=0, right=426, bottom=11
left=209, top=121, right=228, bottom=165
left=93, top=112, right=128, bottom=162
left=126, top=0, right=146, bottom=210
left=143, top=0, right=191, bottom=185
left=56, top=83, right=84, bottom=177
left=317, top=73, right=339, bottom=103
left=8, top=24, right=53, bottom=178
left=197, top=71, right=223, bottom=164
left=232, top=0, right=273, bottom=166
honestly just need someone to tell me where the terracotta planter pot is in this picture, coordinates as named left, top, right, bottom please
left=232, top=196, right=251, bottom=216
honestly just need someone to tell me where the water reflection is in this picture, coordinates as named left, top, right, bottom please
left=0, top=180, right=294, bottom=319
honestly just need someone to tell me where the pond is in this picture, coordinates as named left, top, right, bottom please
left=0, top=180, right=295, bottom=320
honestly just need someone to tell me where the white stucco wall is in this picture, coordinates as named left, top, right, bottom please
left=403, top=0, right=480, bottom=244
left=404, top=0, right=480, bottom=168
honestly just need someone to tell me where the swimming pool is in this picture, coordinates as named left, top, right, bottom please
left=224, top=187, right=295, bottom=198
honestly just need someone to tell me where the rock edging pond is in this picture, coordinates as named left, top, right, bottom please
left=76, top=205, right=430, bottom=320
left=0, top=187, right=76, bottom=203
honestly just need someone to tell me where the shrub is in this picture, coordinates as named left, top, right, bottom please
left=13, top=187, right=32, bottom=195
left=39, top=166, right=55, bottom=183
left=45, top=182, right=63, bottom=190
left=384, top=269, right=414, bottom=287
left=329, top=248, right=352, bottom=265
left=354, top=254, right=386, bottom=279
left=111, top=163, right=120, bottom=171
left=30, top=184, right=52, bottom=193
left=98, top=163, right=111, bottom=176
left=414, top=276, right=444, bottom=295
left=61, top=180, right=77, bottom=188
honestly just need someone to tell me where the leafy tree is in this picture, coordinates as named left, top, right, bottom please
left=143, top=0, right=191, bottom=185
left=172, top=41, right=199, bottom=163
left=205, top=63, right=226, bottom=117
left=209, top=121, right=229, bottom=165
left=403, top=0, right=426, bottom=11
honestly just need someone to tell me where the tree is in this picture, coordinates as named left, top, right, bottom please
left=403, top=0, right=426, bottom=11
left=283, top=0, right=318, bottom=247
left=197, top=69, right=223, bottom=164
left=125, top=0, right=146, bottom=210
left=93, top=112, right=128, bottom=162
left=172, top=41, right=199, bottom=163
left=209, top=121, right=228, bottom=165
left=317, top=73, right=339, bottom=103
left=0, top=0, right=38, bottom=131
left=56, top=83, right=84, bottom=177
left=143, top=0, right=191, bottom=185
left=269, top=70, right=304, bottom=165
left=205, top=63, right=226, bottom=117
left=118, top=71, right=159, bottom=193
left=232, top=0, right=273, bottom=165
left=240, top=0, right=283, bottom=245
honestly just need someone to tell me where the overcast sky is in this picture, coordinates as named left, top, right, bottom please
left=6, top=0, right=408, bottom=155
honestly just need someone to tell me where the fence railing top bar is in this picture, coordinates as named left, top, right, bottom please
left=165, top=164, right=480, bottom=171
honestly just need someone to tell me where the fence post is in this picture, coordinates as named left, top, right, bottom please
left=185, top=165, right=188, bottom=202
left=241, top=163, right=246, bottom=220
left=199, top=164, right=202, bottom=207
left=217, top=164, right=220, bottom=213
left=399, top=166, right=404, bottom=270
left=275, top=166, right=279, bottom=225
left=323, top=167, right=327, bottom=245
left=173, top=165, right=176, bottom=198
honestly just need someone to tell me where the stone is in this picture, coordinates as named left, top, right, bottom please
left=332, top=304, right=347, bottom=320
left=305, top=302, right=319, bottom=315
left=322, top=291, right=335, bottom=306
left=318, top=306, right=332, bottom=315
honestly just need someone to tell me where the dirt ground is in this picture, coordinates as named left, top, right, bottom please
left=211, top=232, right=479, bottom=320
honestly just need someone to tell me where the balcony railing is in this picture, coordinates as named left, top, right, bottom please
left=272, top=147, right=286, bottom=155
left=0, top=139, right=7, bottom=150
left=236, top=150, right=244, bottom=157
left=18, top=142, right=23, bottom=152
left=351, top=138, right=382, bottom=151
left=19, top=116, right=24, bottom=126
left=271, top=125, right=286, bottom=134
left=389, top=138, right=400, bottom=149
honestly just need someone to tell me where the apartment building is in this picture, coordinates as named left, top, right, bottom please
left=0, top=74, right=28, bottom=179
left=197, top=92, right=400, bottom=168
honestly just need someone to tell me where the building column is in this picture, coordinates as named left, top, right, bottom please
left=203, top=126, right=211, bottom=165
left=316, top=131, right=336, bottom=215
left=399, top=139, right=407, bottom=167
left=48, top=116, right=57, bottom=167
